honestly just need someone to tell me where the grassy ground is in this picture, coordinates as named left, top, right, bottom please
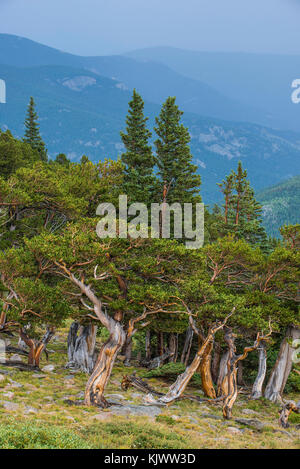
left=0, top=328, right=299, bottom=449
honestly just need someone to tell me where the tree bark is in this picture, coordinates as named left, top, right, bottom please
left=66, top=322, right=98, bottom=373
left=157, top=316, right=232, bottom=405
left=211, top=342, right=221, bottom=384
left=180, top=326, right=194, bottom=366
left=217, top=351, right=229, bottom=397
left=222, top=326, right=272, bottom=419
left=237, top=360, right=244, bottom=386
left=20, top=327, right=55, bottom=368
left=251, top=341, right=267, bottom=399
left=199, top=340, right=216, bottom=398
left=265, top=326, right=300, bottom=403
left=123, top=335, right=133, bottom=367
left=84, top=321, right=126, bottom=407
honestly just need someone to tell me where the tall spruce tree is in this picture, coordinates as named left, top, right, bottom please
left=154, top=97, right=201, bottom=204
left=218, top=161, right=269, bottom=249
left=24, top=97, right=47, bottom=162
left=120, top=90, right=155, bottom=205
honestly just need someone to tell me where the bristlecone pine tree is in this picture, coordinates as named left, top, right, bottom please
left=120, top=89, right=155, bottom=205
left=154, top=97, right=201, bottom=205
left=24, top=97, right=47, bottom=162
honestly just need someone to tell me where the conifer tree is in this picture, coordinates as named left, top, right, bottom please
left=24, top=97, right=47, bottom=162
left=217, top=161, right=268, bottom=249
left=120, top=90, right=155, bottom=205
left=154, top=97, right=201, bottom=204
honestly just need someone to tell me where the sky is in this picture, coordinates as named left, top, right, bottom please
left=1, top=0, right=300, bottom=56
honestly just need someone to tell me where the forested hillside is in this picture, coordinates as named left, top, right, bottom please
left=258, top=176, right=300, bottom=237
left=1, top=35, right=300, bottom=207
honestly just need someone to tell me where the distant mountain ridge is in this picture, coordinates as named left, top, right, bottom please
left=0, top=34, right=271, bottom=125
left=126, top=46, right=300, bottom=132
left=0, top=34, right=300, bottom=210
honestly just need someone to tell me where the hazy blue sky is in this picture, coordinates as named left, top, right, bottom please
left=1, top=0, right=300, bottom=55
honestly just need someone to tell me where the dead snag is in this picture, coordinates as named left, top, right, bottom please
left=251, top=341, right=267, bottom=399
left=217, top=351, right=229, bottom=397
left=147, top=349, right=174, bottom=370
left=121, top=372, right=164, bottom=397
left=19, top=326, right=55, bottom=367
left=265, top=326, right=300, bottom=403
left=158, top=309, right=235, bottom=405
left=66, top=322, right=97, bottom=373
left=222, top=324, right=272, bottom=420
left=279, top=401, right=300, bottom=429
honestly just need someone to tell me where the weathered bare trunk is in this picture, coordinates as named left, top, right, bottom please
left=265, top=326, right=300, bottom=403
left=251, top=341, right=267, bottom=399
left=158, top=315, right=232, bottom=404
left=181, top=326, right=193, bottom=365
left=145, top=330, right=151, bottom=361
left=222, top=326, right=272, bottom=419
left=123, top=335, right=133, bottom=367
left=148, top=349, right=173, bottom=369
left=84, top=321, right=126, bottom=407
left=211, top=342, right=221, bottom=384
left=20, top=327, right=55, bottom=368
left=168, top=333, right=177, bottom=363
left=199, top=340, right=216, bottom=398
left=222, top=331, right=238, bottom=420
left=66, top=322, right=98, bottom=373
left=217, top=351, right=229, bottom=397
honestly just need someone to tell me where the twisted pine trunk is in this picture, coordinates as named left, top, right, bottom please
left=84, top=320, right=126, bottom=407
left=67, top=322, right=98, bottom=373
left=217, top=351, right=229, bottom=397
left=265, top=326, right=300, bottom=403
left=251, top=341, right=267, bottom=399
left=199, top=340, right=216, bottom=399
left=157, top=316, right=232, bottom=405
left=20, top=327, right=55, bottom=368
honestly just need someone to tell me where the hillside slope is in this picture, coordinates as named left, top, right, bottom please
left=257, top=176, right=300, bottom=236
left=0, top=34, right=269, bottom=125
left=1, top=63, right=300, bottom=206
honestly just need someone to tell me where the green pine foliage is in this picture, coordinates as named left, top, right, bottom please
left=120, top=89, right=155, bottom=205
left=154, top=97, right=201, bottom=204
left=24, top=96, right=48, bottom=162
